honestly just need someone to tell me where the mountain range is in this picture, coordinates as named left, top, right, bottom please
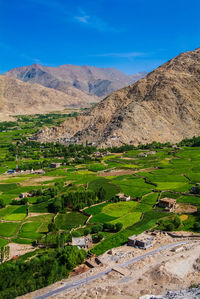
left=4, top=64, right=146, bottom=98
left=0, top=64, right=146, bottom=120
left=34, top=47, right=200, bottom=147
left=0, top=75, right=98, bottom=121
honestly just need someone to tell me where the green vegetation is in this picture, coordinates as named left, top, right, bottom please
left=0, top=222, right=20, bottom=237
left=0, top=246, right=86, bottom=299
left=55, top=212, right=88, bottom=230
left=1, top=116, right=200, bottom=297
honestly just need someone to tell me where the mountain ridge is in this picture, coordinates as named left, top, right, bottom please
left=4, top=64, right=147, bottom=98
left=0, top=75, right=99, bottom=120
left=34, top=47, right=200, bottom=147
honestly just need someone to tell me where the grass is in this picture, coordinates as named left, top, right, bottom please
left=103, top=201, right=138, bottom=217
left=87, top=164, right=107, bottom=172
left=91, top=210, right=166, bottom=255
left=19, top=222, right=41, bottom=240
left=177, top=195, right=200, bottom=207
left=0, top=183, right=18, bottom=192
left=11, top=238, right=33, bottom=245
left=89, top=178, right=120, bottom=201
left=0, top=206, right=19, bottom=218
left=0, top=205, right=27, bottom=221
left=89, top=201, right=140, bottom=227
left=4, top=213, right=26, bottom=221
left=0, top=238, right=8, bottom=248
left=55, top=212, right=88, bottom=230
left=90, top=213, right=117, bottom=223
left=136, top=193, right=158, bottom=212
left=28, top=214, right=54, bottom=233
left=29, top=200, right=52, bottom=213
left=110, top=211, right=142, bottom=228
left=1, top=128, right=200, bottom=250
left=0, top=222, right=20, bottom=237
left=111, top=177, right=153, bottom=198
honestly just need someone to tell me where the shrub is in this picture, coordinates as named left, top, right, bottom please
left=48, top=222, right=58, bottom=232
left=92, top=232, right=104, bottom=243
left=115, top=222, right=123, bottom=232
left=165, top=223, right=175, bottom=231
left=71, top=231, right=81, bottom=237
left=0, top=200, right=5, bottom=209
left=91, top=224, right=103, bottom=234
left=173, top=215, right=182, bottom=228
left=103, top=222, right=115, bottom=232
left=84, top=228, right=91, bottom=236
left=194, top=222, right=200, bottom=232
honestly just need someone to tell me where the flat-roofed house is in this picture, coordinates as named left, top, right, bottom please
left=137, top=153, right=147, bottom=158
left=19, top=192, right=30, bottom=199
left=158, top=197, right=177, bottom=212
left=72, top=235, right=92, bottom=250
left=116, top=193, right=131, bottom=201
left=128, top=233, right=154, bottom=249
left=50, top=162, right=61, bottom=168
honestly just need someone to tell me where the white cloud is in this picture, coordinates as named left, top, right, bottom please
left=92, top=52, right=145, bottom=58
left=74, top=8, right=121, bottom=33
left=74, top=15, right=90, bottom=24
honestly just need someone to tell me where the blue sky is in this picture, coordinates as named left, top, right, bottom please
left=0, top=0, right=200, bottom=74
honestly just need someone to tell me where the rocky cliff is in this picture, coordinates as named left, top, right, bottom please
left=34, top=48, right=200, bottom=147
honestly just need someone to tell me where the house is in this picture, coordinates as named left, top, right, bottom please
left=128, top=233, right=154, bottom=249
left=146, top=151, right=157, bottom=155
left=72, top=235, right=92, bottom=250
left=19, top=192, right=30, bottom=199
left=116, top=193, right=131, bottom=201
left=7, top=169, right=15, bottom=174
left=50, top=162, right=61, bottom=168
left=158, top=197, right=177, bottom=212
left=34, top=169, right=45, bottom=175
left=137, top=153, right=147, bottom=158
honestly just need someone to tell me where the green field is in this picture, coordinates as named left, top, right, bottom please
left=0, top=117, right=200, bottom=257
left=0, top=222, right=20, bottom=237
left=55, top=212, right=88, bottom=230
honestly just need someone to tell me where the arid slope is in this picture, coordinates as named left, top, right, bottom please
left=35, top=48, right=200, bottom=147
left=0, top=75, right=98, bottom=120
left=4, top=64, right=146, bottom=98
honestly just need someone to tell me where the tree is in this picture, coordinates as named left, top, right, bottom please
left=173, top=215, right=182, bottom=228
left=97, top=187, right=106, bottom=201
left=0, top=199, right=5, bottom=209
left=165, top=223, right=174, bottom=231
left=48, top=199, right=63, bottom=213
left=84, top=228, right=91, bottom=236
left=48, top=222, right=58, bottom=232
left=115, top=222, right=123, bottom=232
left=91, top=224, right=103, bottom=234
left=92, top=232, right=104, bottom=243
left=194, top=222, right=200, bottom=232
left=103, top=222, right=115, bottom=232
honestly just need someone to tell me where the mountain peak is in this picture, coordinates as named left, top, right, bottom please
left=4, top=64, right=146, bottom=98
left=34, top=47, right=200, bottom=147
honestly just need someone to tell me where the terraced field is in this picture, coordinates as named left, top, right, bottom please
left=0, top=119, right=200, bottom=256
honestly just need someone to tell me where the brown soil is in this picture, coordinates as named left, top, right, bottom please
left=27, top=212, right=51, bottom=218
left=20, top=236, right=200, bottom=299
left=175, top=203, right=198, bottom=214
left=7, top=243, right=36, bottom=260
left=99, top=169, right=135, bottom=177
left=19, top=176, right=59, bottom=186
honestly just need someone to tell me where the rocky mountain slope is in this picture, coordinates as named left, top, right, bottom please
left=4, top=64, right=146, bottom=98
left=0, top=75, right=98, bottom=120
left=34, top=47, right=200, bottom=147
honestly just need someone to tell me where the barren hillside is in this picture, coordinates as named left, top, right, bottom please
left=34, top=47, right=200, bottom=147
left=0, top=75, right=98, bottom=120
left=4, top=64, right=146, bottom=98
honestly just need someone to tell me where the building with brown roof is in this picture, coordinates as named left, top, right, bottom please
left=158, top=197, right=177, bottom=212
